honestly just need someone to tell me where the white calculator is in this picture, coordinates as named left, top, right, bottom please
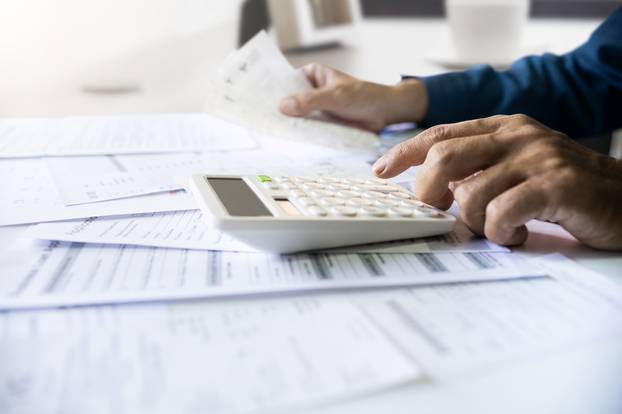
left=189, top=174, right=455, bottom=253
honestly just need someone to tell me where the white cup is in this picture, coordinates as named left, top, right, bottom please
left=446, top=0, right=530, bottom=64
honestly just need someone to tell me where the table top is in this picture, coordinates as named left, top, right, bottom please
left=2, top=16, right=621, bottom=414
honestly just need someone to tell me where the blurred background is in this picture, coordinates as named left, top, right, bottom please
left=1, top=0, right=620, bottom=151
left=362, top=0, right=622, bottom=16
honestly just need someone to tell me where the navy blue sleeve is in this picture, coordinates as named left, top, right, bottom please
left=419, top=7, right=622, bottom=138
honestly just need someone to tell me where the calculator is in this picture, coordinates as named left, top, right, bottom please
left=188, top=174, right=455, bottom=253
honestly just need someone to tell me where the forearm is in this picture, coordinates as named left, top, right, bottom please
left=419, top=55, right=612, bottom=138
left=384, top=79, right=428, bottom=125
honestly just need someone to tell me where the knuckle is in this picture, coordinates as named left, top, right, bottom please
left=486, top=114, right=511, bottom=127
left=304, top=62, right=319, bottom=72
left=424, top=124, right=450, bottom=142
left=426, top=141, right=454, bottom=166
left=510, top=113, right=533, bottom=124
left=531, top=136, right=566, bottom=158
left=453, top=184, right=473, bottom=209
left=455, top=187, right=483, bottom=226
left=541, top=154, right=568, bottom=171
left=485, top=198, right=505, bottom=223
left=297, top=90, right=315, bottom=106
left=394, top=140, right=415, bottom=160
left=537, top=143, right=572, bottom=167
left=518, top=123, right=544, bottom=136
left=488, top=114, right=508, bottom=121
left=556, top=165, right=581, bottom=186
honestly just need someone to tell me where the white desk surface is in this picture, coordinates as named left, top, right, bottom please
left=2, top=17, right=621, bottom=414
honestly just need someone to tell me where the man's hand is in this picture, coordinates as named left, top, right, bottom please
left=279, top=63, right=428, bottom=132
left=373, top=114, right=622, bottom=250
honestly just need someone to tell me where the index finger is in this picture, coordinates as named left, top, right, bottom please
left=373, top=116, right=505, bottom=178
left=301, top=63, right=341, bottom=88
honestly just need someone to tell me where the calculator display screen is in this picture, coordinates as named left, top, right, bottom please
left=207, top=178, right=273, bottom=217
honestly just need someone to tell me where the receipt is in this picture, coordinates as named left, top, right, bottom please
left=205, top=31, right=380, bottom=153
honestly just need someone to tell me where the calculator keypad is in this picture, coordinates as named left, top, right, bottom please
left=265, top=176, right=446, bottom=219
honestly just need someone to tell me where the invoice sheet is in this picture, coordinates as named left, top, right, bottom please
left=204, top=31, right=380, bottom=153
left=0, top=158, right=197, bottom=226
left=355, top=254, right=622, bottom=377
left=0, top=113, right=256, bottom=157
left=26, top=210, right=253, bottom=252
left=45, top=139, right=373, bottom=205
left=0, top=296, right=421, bottom=414
left=25, top=210, right=508, bottom=254
left=0, top=238, right=541, bottom=310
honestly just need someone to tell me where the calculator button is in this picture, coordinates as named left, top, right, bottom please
left=364, top=181, right=396, bottom=192
left=310, top=189, right=333, bottom=198
left=373, top=186, right=396, bottom=193
left=262, top=182, right=279, bottom=190
left=346, top=198, right=374, bottom=207
left=294, top=177, right=315, bottom=184
left=388, top=192, right=414, bottom=200
left=374, top=198, right=400, bottom=207
left=301, top=183, right=324, bottom=191
left=293, top=197, right=317, bottom=207
left=388, top=207, right=414, bottom=217
left=288, top=189, right=306, bottom=198
left=399, top=199, right=424, bottom=208
left=342, top=178, right=366, bottom=185
left=327, top=183, right=350, bottom=191
left=359, top=206, right=388, bottom=217
left=319, top=197, right=345, bottom=207
left=281, top=182, right=298, bottom=190
left=308, top=206, right=328, bottom=216
left=330, top=206, right=358, bottom=217
left=335, top=190, right=360, bottom=199
left=414, top=207, right=442, bottom=218
left=354, top=184, right=378, bottom=191
left=361, top=191, right=386, bottom=199
left=318, top=177, right=341, bottom=184
left=380, top=186, right=401, bottom=193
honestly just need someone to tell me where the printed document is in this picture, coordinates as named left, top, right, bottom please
left=0, top=296, right=420, bottom=414
left=0, top=158, right=197, bottom=226
left=205, top=31, right=380, bottom=153
left=26, top=210, right=508, bottom=254
left=45, top=139, right=373, bottom=205
left=0, top=113, right=256, bottom=157
left=356, top=254, right=622, bottom=377
left=0, top=238, right=540, bottom=309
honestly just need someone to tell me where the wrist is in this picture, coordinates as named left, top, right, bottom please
left=386, top=79, right=428, bottom=125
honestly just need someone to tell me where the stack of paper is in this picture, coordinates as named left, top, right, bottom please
left=3, top=255, right=622, bottom=414
left=2, top=31, right=622, bottom=414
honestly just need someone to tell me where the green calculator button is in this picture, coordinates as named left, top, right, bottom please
left=256, top=175, right=272, bottom=183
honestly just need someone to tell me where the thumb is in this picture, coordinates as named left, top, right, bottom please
left=279, top=88, right=340, bottom=117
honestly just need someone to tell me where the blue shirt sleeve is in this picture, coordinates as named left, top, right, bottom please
left=419, top=7, right=622, bottom=138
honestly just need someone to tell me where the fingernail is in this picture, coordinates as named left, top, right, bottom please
left=372, top=156, right=387, bottom=176
left=280, top=97, right=300, bottom=115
